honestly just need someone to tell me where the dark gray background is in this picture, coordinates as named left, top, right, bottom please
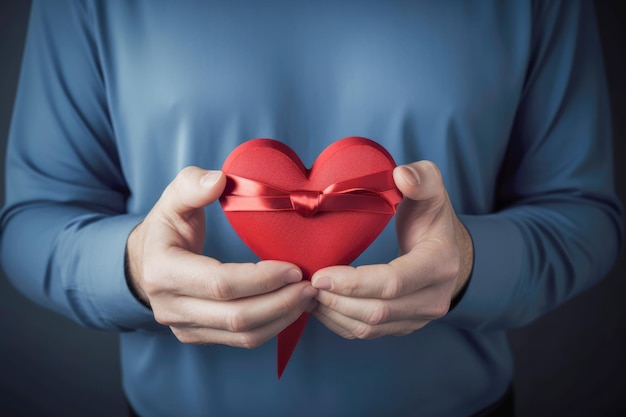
left=1, top=2, right=624, bottom=416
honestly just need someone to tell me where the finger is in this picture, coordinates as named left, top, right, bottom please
left=393, top=161, right=445, bottom=203
left=145, top=254, right=303, bottom=300
left=158, top=166, right=227, bottom=218
left=170, top=298, right=318, bottom=349
left=313, top=304, right=426, bottom=340
left=155, top=282, right=317, bottom=332
left=311, top=248, right=447, bottom=298
left=314, top=286, right=450, bottom=326
left=312, top=305, right=353, bottom=339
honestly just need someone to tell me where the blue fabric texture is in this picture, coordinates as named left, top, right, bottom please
left=1, top=1, right=622, bottom=416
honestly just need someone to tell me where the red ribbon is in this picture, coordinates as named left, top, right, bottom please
left=221, top=170, right=400, bottom=217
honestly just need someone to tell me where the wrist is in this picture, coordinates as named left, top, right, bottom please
left=451, top=218, right=474, bottom=307
left=125, top=223, right=151, bottom=308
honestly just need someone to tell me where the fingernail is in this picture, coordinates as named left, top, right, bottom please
left=302, top=286, right=318, bottom=299
left=200, top=171, right=221, bottom=188
left=400, top=166, right=420, bottom=186
left=312, top=276, right=332, bottom=290
left=286, top=269, right=302, bottom=283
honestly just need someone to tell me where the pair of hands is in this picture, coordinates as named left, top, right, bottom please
left=126, top=161, right=473, bottom=348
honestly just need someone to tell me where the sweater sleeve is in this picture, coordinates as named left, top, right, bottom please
left=0, top=0, right=160, bottom=331
left=442, top=0, right=623, bottom=331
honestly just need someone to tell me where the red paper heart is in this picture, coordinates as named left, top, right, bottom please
left=220, top=137, right=402, bottom=378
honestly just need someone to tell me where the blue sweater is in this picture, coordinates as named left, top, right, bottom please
left=2, top=1, right=622, bottom=416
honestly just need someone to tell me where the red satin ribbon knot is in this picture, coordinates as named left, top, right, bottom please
left=221, top=170, right=400, bottom=217
left=289, top=190, right=322, bottom=217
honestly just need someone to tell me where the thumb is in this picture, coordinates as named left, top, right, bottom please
left=159, top=166, right=226, bottom=216
left=393, top=160, right=446, bottom=204
left=393, top=161, right=454, bottom=252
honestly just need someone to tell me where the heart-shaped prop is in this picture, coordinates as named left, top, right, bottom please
left=220, top=137, right=402, bottom=378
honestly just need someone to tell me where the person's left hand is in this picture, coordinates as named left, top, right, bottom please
left=311, top=161, right=473, bottom=339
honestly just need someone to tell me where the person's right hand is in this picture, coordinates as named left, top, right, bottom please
left=126, top=166, right=317, bottom=348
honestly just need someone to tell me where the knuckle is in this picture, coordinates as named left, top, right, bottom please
left=152, top=307, right=173, bottom=326
left=277, top=286, right=298, bottom=312
left=277, top=296, right=294, bottom=316
left=422, top=160, right=442, bottom=182
left=226, top=309, right=249, bottom=332
left=140, top=267, right=160, bottom=293
left=430, top=299, right=451, bottom=319
left=176, top=166, right=197, bottom=183
left=381, top=272, right=404, bottom=299
left=367, top=301, right=391, bottom=325
left=442, top=245, right=462, bottom=279
left=353, top=323, right=377, bottom=340
left=153, top=303, right=189, bottom=327
left=439, top=262, right=460, bottom=287
left=208, top=276, right=234, bottom=300
left=340, top=276, right=359, bottom=296
left=238, top=333, right=263, bottom=350
left=142, top=276, right=165, bottom=298
left=324, top=293, right=340, bottom=310
left=164, top=166, right=197, bottom=203
left=255, top=263, right=282, bottom=291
